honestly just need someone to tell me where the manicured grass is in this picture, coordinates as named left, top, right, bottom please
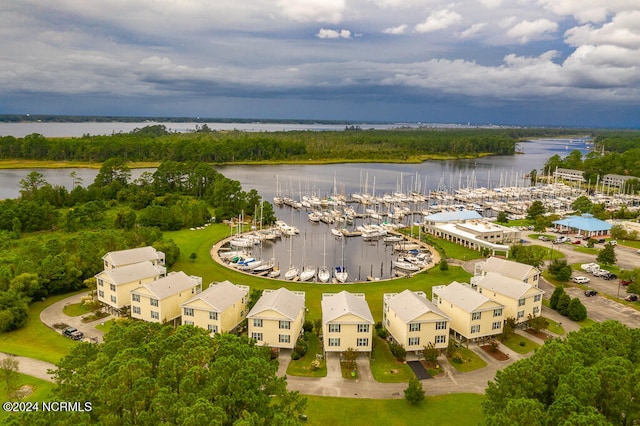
left=0, top=373, right=57, bottom=424
left=446, top=345, right=487, bottom=372
left=303, top=393, right=485, bottom=426
left=62, top=302, right=93, bottom=317
left=500, top=334, right=540, bottom=354
left=164, top=224, right=474, bottom=324
left=577, top=318, right=597, bottom=328
left=340, top=360, right=358, bottom=379
left=95, top=318, right=117, bottom=333
left=0, top=291, right=84, bottom=364
left=573, top=246, right=598, bottom=255
left=286, top=333, right=327, bottom=378
left=420, top=235, right=483, bottom=261
left=370, top=336, right=413, bottom=383
left=544, top=317, right=565, bottom=335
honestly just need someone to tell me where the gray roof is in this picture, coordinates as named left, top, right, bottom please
left=181, top=280, right=248, bottom=312
left=248, top=288, right=305, bottom=321
left=482, top=257, right=539, bottom=281
left=322, top=291, right=374, bottom=324
left=97, top=261, right=161, bottom=285
left=132, top=271, right=199, bottom=299
left=475, top=272, right=543, bottom=300
left=433, top=281, right=500, bottom=313
left=104, top=246, right=162, bottom=267
left=385, top=290, right=449, bottom=323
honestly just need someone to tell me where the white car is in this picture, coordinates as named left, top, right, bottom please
left=572, top=276, right=590, bottom=284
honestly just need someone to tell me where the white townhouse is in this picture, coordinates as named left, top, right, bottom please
left=322, top=291, right=374, bottom=354
left=247, top=288, right=306, bottom=350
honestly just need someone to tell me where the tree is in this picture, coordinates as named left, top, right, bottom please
left=496, top=211, right=509, bottom=224
left=567, top=298, right=588, bottom=321
left=571, top=195, right=593, bottom=214
left=0, top=291, right=30, bottom=332
left=526, top=314, right=549, bottom=332
left=41, top=321, right=306, bottom=425
left=610, top=224, right=627, bottom=240
left=526, top=200, right=546, bottom=221
left=439, top=258, right=448, bottom=271
left=404, top=377, right=425, bottom=405
left=422, top=342, right=439, bottom=363
left=557, top=293, right=572, bottom=316
left=596, top=243, right=616, bottom=265
left=500, top=317, right=517, bottom=342
left=0, top=356, right=19, bottom=399
left=529, top=169, right=538, bottom=186
left=548, top=259, right=572, bottom=282
left=549, top=286, right=565, bottom=310
left=189, top=252, right=197, bottom=262
left=484, top=321, right=640, bottom=425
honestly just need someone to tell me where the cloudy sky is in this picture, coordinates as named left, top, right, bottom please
left=1, top=1, right=639, bottom=127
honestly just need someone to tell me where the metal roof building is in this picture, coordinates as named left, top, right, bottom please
left=552, top=213, right=611, bottom=237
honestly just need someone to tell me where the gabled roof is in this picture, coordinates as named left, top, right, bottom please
left=424, top=210, right=482, bottom=222
left=96, top=261, right=161, bottom=285
left=482, top=257, right=540, bottom=281
left=475, top=272, right=543, bottom=300
left=322, top=291, right=374, bottom=324
left=103, top=246, right=162, bottom=267
left=131, top=271, right=200, bottom=300
left=433, top=281, right=502, bottom=313
left=552, top=214, right=612, bottom=232
left=247, top=288, right=305, bottom=321
left=181, top=280, right=249, bottom=312
left=384, top=290, right=449, bottom=323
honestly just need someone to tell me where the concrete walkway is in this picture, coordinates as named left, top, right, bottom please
left=40, top=292, right=111, bottom=344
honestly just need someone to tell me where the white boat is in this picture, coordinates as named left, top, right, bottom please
left=285, top=266, right=300, bottom=280
left=392, top=260, right=420, bottom=272
left=384, top=235, right=404, bottom=243
left=300, top=266, right=316, bottom=282
left=253, top=258, right=275, bottom=273
left=334, top=266, right=348, bottom=283
left=318, top=266, right=331, bottom=283
left=331, top=228, right=343, bottom=238
left=268, top=267, right=281, bottom=278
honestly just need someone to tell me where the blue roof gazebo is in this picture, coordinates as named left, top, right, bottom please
left=552, top=214, right=611, bottom=237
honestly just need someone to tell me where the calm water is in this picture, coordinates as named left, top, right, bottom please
left=0, top=122, right=591, bottom=282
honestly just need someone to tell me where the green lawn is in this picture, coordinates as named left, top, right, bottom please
left=370, top=336, right=414, bottom=383
left=303, top=393, right=485, bottom=426
left=419, top=235, right=484, bottom=261
left=0, top=373, right=56, bottom=424
left=501, top=334, right=540, bottom=354
left=0, top=291, right=85, bottom=364
left=62, top=302, right=93, bottom=317
left=286, top=333, right=327, bottom=378
left=446, top=345, right=487, bottom=372
left=544, top=317, right=565, bottom=335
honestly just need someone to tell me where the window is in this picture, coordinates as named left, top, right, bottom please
left=493, top=308, right=503, bottom=317
left=517, top=310, right=525, bottom=319
left=110, top=295, right=116, bottom=303
left=279, top=334, right=290, bottom=344
left=356, top=338, right=369, bottom=347
left=132, top=306, right=141, bottom=315
left=436, top=321, right=447, bottom=330
left=251, top=332, right=263, bottom=341
left=279, top=321, right=290, bottom=329
left=184, top=307, right=194, bottom=317
left=358, top=324, right=370, bottom=333
left=534, top=294, right=542, bottom=302
left=98, top=279, right=103, bottom=287
left=492, top=321, right=502, bottom=330
left=150, top=298, right=159, bottom=307
left=408, top=337, right=420, bottom=346
left=328, top=338, right=340, bottom=347
left=184, top=320, right=194, bottom=326
left=518, top=298, right=526, bottom=306
left=151, top=311, right=159, bottom=320
left=98, top=290, right=104, bottom=298
left=409, top=323, right=421, bottom=332
left=329, top=324, right=341, bottom=333
left=471, top=325, right=480, bottom=334
left=253, top=319, right=262, bottom=327
left=435, top=335, right=446, bottom=344
left=208, top=324, right=218, bottom=334
left=471, top=312, right=481, bottom=321
left=533, top=306, right=540, bottom=314
left=110, top=284, right=116, bottom=292
left=132, top=294, right=140, bottom=302
left=209, top=311, right=218, bottom=320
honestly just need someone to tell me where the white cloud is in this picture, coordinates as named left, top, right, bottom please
left=383, top=24, right=408, bottom=35
left=316, top=28, right=352, bottom=39
left=278, top=0, right=346, bottom=24
left=415, top=9, right=463, bottom=33
left=565, top=10, right=640, bottom=49
left=459, top=23, right=487, bottom=39
left=478, top=0, right=502, bottom=8
left=507, top=19, right=558, bottom=43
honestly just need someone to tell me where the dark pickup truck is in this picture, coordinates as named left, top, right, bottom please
left=62, top=326, right=84, bottom=340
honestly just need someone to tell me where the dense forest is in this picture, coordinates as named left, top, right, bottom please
left=0, top=159, right=272, bottom=332
left=0, top=125, right=593, bottom=163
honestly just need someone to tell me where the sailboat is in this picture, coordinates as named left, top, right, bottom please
left=318, top=237, right=331, bottom=283
left=334, top=237, right=348, bottom=283
left=299, top=235, right=316, bottom=282
left=284, top=236, right=299, bottom=280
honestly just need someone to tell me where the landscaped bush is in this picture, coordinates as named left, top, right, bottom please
left=303, top=320, right=313, bottom=333
left=389, top=342, right=406, bottom=362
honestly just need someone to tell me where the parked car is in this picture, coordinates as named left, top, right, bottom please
left=608, top=240, right=617, bottom=246
left=538, top=235, right=550, bottom=241
left=603, top=273, right=618, bottom=280
left=592, top=269, right=610, bottom=277
left=554, top=236, right=568, bottom=244
left=620, top=279, right=632, bottom=286
left=636, top=249, right=640, bottom=255
left=624, top=294, right=638, bottom=302
left=572, top=240, right=581, bottom=244
left=62, top=327, right=83, bottom=340
left=573, top=276, right=590, bottom=284
left=597, top=239, right=606, bottom=244
left=584, top=290, right=598, bottom=297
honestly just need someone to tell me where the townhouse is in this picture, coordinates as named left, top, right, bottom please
left=475, top=256, right=541, bottom=286
left=247, top=288, right=305, bottom=349
left=321, top=291, right=374, bottom=354
left=96, top=261, right=164, bottom=315
left=102, top=246, right=166, bottom=270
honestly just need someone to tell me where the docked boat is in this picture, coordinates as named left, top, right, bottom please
left=285, top=266, right=300, bottom=280
left=318, top=266, right=331, bottom=283
left=392, top=260, right=420, bottom=272
left=300, top=266, right=316, bottom=282
left=334, top=266, right=348, bottom=283
left=268, top=267, right=281, bottom=278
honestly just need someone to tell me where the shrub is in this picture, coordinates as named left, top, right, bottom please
left=557, top=293, right=572, bottom=316
left=291, top=351, right=301, bottom=360
left=567, top=297, right=588, bottom=321
left=294, top=339, right=308, bottom=358
left=302, top=320, right=313, bottom=333
left=377, top=327, right=389, bottom=339
left=389, top=342, right=407, bottom=362
left=404, top=377, right=425, bottom=405
left=423, top=342, right=439, bottom=362
left=550, top=286, right=565, bottom=310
